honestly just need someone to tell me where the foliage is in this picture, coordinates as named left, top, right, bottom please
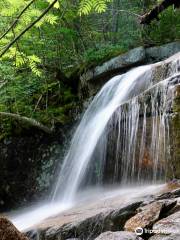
left=83, top=44, right=127, bottom=68
left=0, top=61, right=76, bottom=137
left=0, top=0, right=179, bottom=137
left=142, top=6, right=180, bottom=44
left=79, top=0, right=112, bottom=15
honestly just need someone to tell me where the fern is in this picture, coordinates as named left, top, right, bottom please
left=79, top=0, right=111, bottom=15
left=28, top=55, right=42, bottom=77
left=45, top=14, right=58, bottom=25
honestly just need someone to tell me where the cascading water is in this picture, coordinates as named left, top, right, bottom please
left=103, top=75, right=177, bottom=185
left=52, top=66, right=153, bottom=203
left=11, top=56, right=180, bottom=231
left=52, top=59, right=179, bottom=204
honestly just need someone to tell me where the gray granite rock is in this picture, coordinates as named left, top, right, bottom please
left=146, top=42, right=180, bottom=63
left=79, top=42, right=180, bottom=99
left=152, top=211, right=180, bottom=235
left=80, top=47, right=145, bottom=87
left=94, top=47, right=145, bottom=77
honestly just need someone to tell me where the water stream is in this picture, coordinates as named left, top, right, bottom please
left=52, top=65, right=153, bottom=203
left=10, top=58, right=179, bottom=231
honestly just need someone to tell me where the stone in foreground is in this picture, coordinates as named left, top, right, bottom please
left=152, top=211, right=180, bottom=235
left=0, top=217, right=28, bottom=240
left=124, top=202, right=163, bottom=232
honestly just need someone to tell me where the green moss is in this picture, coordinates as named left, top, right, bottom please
left=83, top=45, right=128, bottom=68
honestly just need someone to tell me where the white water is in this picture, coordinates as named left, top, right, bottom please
left=10, top=202, right=71, bottom=231
left=10, top=59, right=179, bottom=232
left=10, top=184, right=165, bottom=231
left=52, top=65, right=153, bottom=203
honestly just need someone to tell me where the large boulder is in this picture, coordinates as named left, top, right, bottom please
left=79, top=42, right=180, bottom=99
left=152, top=211, right=180, bottom=235
left=43, top=202, right=141, bottom=240
left=146, top=42, right=180, bottom=63
left=80, top=47, right=145, bottom=97
left=124, top=202, right=164, bottom=232
left=95, top=231, right=144, bottom=240
left=0, top=217, right=28, bottom=240
left=124, top=198, right=177, bottom=234
left=148, top=211, right=180, bottom=240
left=26, top=200, right=142, bottom=240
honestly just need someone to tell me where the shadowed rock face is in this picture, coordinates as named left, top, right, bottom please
left=0, top=217, right=28, bottom=240
left=0, top=124, right=72, bottom=212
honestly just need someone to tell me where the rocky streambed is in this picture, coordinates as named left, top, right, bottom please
left=15, top=183, right=179, bottom=240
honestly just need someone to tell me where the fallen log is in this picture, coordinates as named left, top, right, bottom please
left=0, top=112, right=53, bottom=134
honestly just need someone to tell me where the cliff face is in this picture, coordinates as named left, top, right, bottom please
left=0, top=125, right=73, bottom=211
left=94, top=53, right=180, bottom=184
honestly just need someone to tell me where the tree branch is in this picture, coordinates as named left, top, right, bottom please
left=109, top=9, right=142, bottom=18
left=140, top=0, right=180, bottom=25
left=0, top=0, right=36, bottom=41
left=0, top=0, right=58, bottom=58
left=0, top=112, right=53, bottom=134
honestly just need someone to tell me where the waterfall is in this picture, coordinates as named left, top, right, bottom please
left=52, top=60, right=178, bottom=204
left=52, top=66, right=152, bottom=202
left=10, top=56, right=180, bottom=231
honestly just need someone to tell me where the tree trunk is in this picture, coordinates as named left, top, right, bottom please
left=140, top=0, right=180, bottom=25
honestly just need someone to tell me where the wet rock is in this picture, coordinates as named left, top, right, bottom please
left=152, top=211, right=180, bottom=235
left=0, top=217, right=29, bottom=240
left=138, top=199, right=176, bottom=214
left=95, top=231, right=144, bottom=240
left=32, top=201, right=142, bottom=240
left=156, top=188, right=180, bottom=200
left=26, top=229, right=40, bottom=240
left=124, top=202, right=164, bottom=232
left=80, top=47, right=145, bottom=97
